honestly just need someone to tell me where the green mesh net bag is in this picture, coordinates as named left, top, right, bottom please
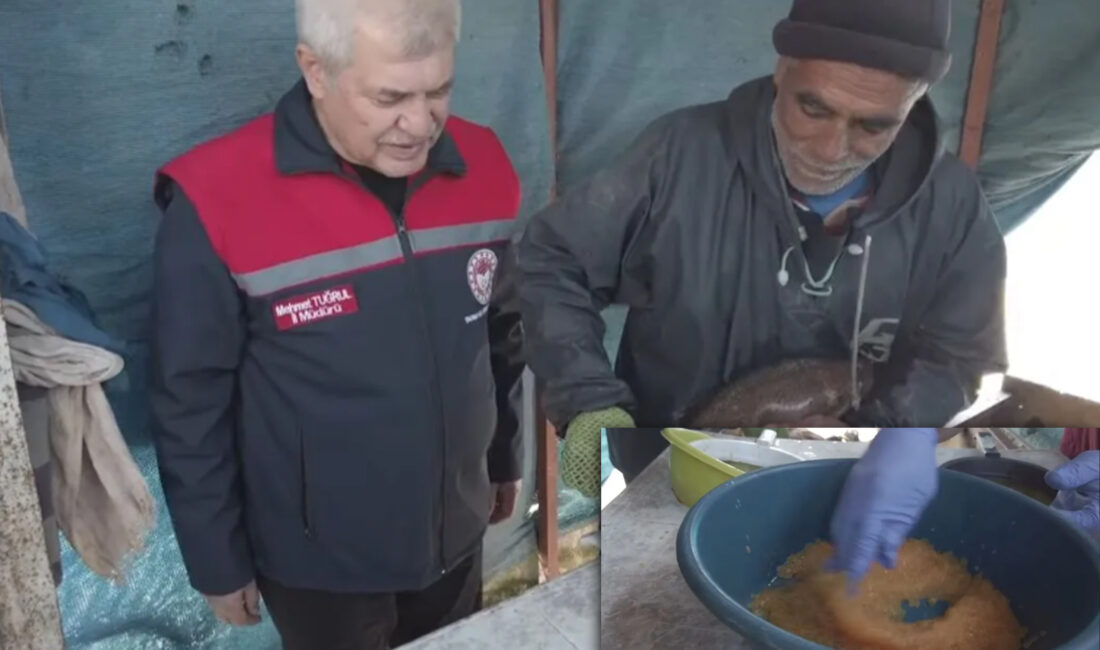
left=560, top=407, right=634, bottom=497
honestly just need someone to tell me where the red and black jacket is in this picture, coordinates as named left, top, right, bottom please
left=148, top=80, right=525, bottom=595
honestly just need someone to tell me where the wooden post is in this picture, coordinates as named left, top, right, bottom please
left=534, top=0, right=561, bottom=582
left=535, top=389, right=560, bottom=581
left=539, top=0, right=558, bottom=181
left=958, top=0, right=1006, bottom=170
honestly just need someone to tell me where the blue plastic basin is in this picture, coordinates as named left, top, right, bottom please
left=677, top=459, right=1100, bottom=649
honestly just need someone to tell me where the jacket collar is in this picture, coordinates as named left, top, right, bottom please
left=273, top=78, right=466, bottom=178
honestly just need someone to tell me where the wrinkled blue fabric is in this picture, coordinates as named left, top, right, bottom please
left=0, top=211, right=123, bottom=354
left=798, top=169, right=872, bottom=219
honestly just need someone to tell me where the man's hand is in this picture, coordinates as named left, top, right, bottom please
left=490, top=480, right=522, bottom=524
left=828, top=428, right=939, bottom=588
left=1046, top=450, right=1100, bottom=537
left=204, top=580, right=261, bottom=626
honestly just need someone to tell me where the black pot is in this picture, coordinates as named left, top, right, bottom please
left=942, top=453, right=1058, bottom=505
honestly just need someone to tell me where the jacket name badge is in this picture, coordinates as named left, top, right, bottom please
left=273, top=285, right=359, bottom=330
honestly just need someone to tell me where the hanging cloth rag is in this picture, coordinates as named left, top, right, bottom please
left=3, top=297, right=154, bottom=583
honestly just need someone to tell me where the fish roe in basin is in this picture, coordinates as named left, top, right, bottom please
left=750, top=539, right=1026, bottom=650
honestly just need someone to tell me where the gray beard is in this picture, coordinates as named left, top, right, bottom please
left=770, top=103, right=870, bottom=196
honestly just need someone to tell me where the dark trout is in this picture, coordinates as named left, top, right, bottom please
left=684, top=357, right=873, bottom=429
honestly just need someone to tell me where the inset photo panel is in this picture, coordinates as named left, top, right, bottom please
left=600, top=427, right=1100, bottom=650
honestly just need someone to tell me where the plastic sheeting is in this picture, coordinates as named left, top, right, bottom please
left=57, top=445, right=281, bottom=650
left=1, top=1, right=554, bottom=648
left=973, top=1, right=1100, bottom=230
left=555, top=0, right=1100, bottom=233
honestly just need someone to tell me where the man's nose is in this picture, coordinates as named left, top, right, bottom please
left=396, top=97, right=434, bottom=139
left=813, top=125, right=850, bottom=165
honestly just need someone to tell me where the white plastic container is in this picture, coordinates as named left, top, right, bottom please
left=688, top=431, right=804, bottom=470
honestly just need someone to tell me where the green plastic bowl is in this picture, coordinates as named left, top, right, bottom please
left=661, top=428, right=802, bottom=506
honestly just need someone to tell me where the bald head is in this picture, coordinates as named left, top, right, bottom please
left=296, top=0, right=461, bottom=73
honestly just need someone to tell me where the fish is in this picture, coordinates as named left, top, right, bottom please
left=683, top=357, right=873, bottom=429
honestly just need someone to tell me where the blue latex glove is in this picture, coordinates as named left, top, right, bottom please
left=1046, top=450, right=1100, bottom=537
left=828, top=428, right=939, bottom=587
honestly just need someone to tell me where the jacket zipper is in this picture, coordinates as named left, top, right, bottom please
left=335, top=167, right=450, bottom=575
left=385, top=179, right=451, bottom=577
left=299, top=421, right=314, bottom=538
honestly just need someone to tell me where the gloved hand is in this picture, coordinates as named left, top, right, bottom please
left=828, top=428, right=939, bottom=588
left=560, top=406, right=635, bottom=498
left=1045, top=450, right=1100, bottom=537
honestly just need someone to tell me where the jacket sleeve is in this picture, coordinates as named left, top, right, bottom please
left=486, top=240, right=527, bottom=482
left=852, top=176, right=1008, bottom=427
left=515, top=119, right=673, bottom=429
left=148, top=178, right=253, bottom=595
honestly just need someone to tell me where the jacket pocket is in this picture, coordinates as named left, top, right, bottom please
left=298, top=421, right=315, bottom=538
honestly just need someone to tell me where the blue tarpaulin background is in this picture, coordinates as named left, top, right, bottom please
left=2, top=0, right=1098, bottom=648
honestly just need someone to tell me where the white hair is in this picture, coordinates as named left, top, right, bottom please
left=296, top=0, right=461, bottom=72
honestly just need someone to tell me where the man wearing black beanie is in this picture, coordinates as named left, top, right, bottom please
left=516, top=0, right=1005, bottom=525
left=768, top=0, right=953, bottom=198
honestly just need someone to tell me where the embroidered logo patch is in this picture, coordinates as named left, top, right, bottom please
left=466, top=248, right=498, bottom=306
left=273, top=285, right=359, bottom=331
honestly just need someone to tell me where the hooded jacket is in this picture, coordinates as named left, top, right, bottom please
left=516, top=75, right=1006, bottom=430
left=149, top=80, right=525, bottom=596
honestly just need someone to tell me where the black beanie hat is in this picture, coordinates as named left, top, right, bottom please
left=773, top=0, right=953, bottom=84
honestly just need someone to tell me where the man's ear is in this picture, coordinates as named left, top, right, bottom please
left=296, top=44, right=330, bottom=100
left=774, top=56, right=792, bottom=86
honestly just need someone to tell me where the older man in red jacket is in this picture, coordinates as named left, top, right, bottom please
left=148, top=1, right=527, bottom=648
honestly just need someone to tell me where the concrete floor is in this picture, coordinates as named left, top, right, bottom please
left=406, top=563, right=598, bottom=649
